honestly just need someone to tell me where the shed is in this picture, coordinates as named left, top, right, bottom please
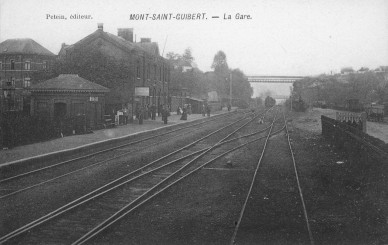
left=185, top=97, right=204, bottom=114
left=30, top=74, right=109, bottom=130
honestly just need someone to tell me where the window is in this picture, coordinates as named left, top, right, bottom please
left=136, top=61, right=140, bottom=78
left=37, top=102, right=49, bottom=115
left=159, top=67, right=162, bottom=80
left=10, top=60, right=15, bottom=70
left=25, top=61, right=31, bottom=70
left=23, top=77, right=31, bottom=88
left=6, top=77, right=14, bottom=86
left=147, top=64, right=150, bottom=79
left=0, top=62, right=2, bottom=70
left=42, top=61, right=47, bottom=70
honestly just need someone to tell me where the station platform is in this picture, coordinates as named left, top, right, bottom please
left=0, top=109, right=233, bottom=166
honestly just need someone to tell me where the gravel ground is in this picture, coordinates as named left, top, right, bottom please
left=288, top=109, right=388, bottom=244
left=88, top=108, right=387, bottom=244
left=2, top=107, right=387, bottom=244
left=1, top=111, right=244, bottom=242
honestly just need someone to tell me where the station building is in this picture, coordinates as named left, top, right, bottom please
left=0, top=38, right=56, bottom=114
left=58, top=23, right=171, bottom=116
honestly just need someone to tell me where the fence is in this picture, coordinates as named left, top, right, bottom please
left=335, top=111, right=366, bottom=132
left=0, top=112, right=90, bottom=149
left=321, top=115, right=387, bottom=162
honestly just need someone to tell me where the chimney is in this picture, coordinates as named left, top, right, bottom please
left=61, top=43, right=66, bottom=48
left=140, top=38, right=151, bottom=43
left=97, top=23, right=103, bottom=31
left=117, top=28, right=134, bottom=42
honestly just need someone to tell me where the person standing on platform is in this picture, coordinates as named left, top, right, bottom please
left=151, top=104, right=156, bottom=120
left=162, top=105, right=169, bottom=124
left=158, top=104, right=162, bottom=117
left=202, top=104, right=206, bottom=117
left=139, top=106, right=144, bottom=124
left=180, top=105, right=188, bottom=120
left=123, top=107, right=129, bottom=124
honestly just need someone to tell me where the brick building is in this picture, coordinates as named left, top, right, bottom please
left=30, top=74, right=109, bottom=130
left=0, top=38, right=56, bottom=113
left=58, top=23, right=171, bottom=116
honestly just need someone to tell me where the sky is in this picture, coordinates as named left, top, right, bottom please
left=1, top=0, right=387, bottom=79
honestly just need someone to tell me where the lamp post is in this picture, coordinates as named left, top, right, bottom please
left=164, top=81, right=168, bottom=106
left=130, top=76, right=135, bottom=123
left=153, top=81, right=156, bottom=106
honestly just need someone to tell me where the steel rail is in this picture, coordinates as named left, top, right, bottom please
left=0, top=112, right=245, bottom=199
left=0, top=110, right=260, bottom=243
left=229, top=107, right=279, bottom=245
left=284, top=112, right=315, bottom=245
left=73, top=107, right=267, bottom=244
left=0, top=111, right=240, bottom=183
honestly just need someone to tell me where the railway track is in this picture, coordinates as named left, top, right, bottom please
left=230, top=107, right=314, bottom=245
left=0, top=111, right=243, bottom=198
left=0, top=108, right=272, bottom=244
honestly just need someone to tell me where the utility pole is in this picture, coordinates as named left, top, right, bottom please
left=229, top=73, right=232, bottom=106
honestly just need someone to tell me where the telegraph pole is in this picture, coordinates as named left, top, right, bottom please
left=229, top=73, right=232, bottom=106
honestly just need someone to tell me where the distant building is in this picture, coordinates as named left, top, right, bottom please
left=58, top=23, right=171, bottom=115
left=0, top=38, right=56, bottom=113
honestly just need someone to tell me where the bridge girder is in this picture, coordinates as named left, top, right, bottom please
left=248, top=76, right=305, bottom=83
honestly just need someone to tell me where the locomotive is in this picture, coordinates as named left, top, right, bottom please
left=264, top=96, right=276, bottom=108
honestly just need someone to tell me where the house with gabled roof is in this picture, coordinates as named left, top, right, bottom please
left=58, top=23, right=171, bottom=116
left=0, top=38, right=56, bottom=113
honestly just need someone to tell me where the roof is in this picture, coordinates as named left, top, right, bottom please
left=134, top=42, right=160, bottom=56
left=70, top=30, right=151, bottom=56
left=66, top=29, right=166, bottom=62
left=31, top=74, right=109, bottom=93
left=0, top=38, right=55, bottom=56
left=186, top=97, right=204, bottom=102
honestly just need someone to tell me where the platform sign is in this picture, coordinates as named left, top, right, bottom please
left=135, top=87, right=149, bottom=96
left=89, top=96, right=98, bottom=102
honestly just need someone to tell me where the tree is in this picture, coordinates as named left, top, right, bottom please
left=166, top=48, right=207, bottom=98
left=211, top=51, right=229, bottom=75
left=182, top=48, right=194, bottom=63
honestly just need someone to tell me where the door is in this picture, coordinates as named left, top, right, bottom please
left=54, top=102, right=67, bottom=118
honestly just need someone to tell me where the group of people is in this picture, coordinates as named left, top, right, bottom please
left=126, top=102, right=215, bottom=125
left=136, top=104, right=157, bottom=121
left=177, top=104, right=192, bottom=116
left=135, top=104, right=170, bottom=124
